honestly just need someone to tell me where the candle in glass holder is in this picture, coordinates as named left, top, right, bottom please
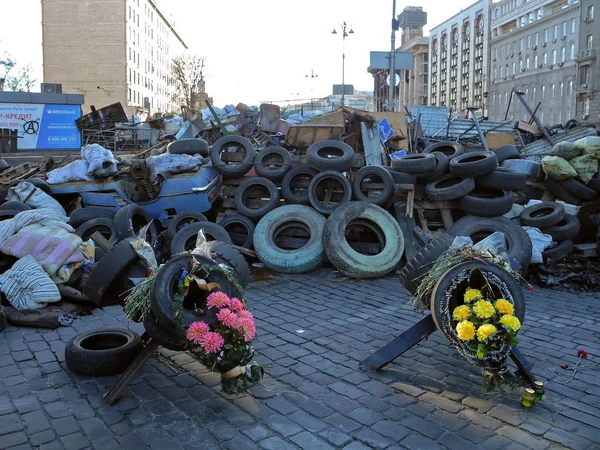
left=521, top=388, right=536, bottom=408
left=534, top=381, right=545, bottom=401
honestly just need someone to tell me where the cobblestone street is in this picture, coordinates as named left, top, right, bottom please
left=0, top=270, right=599, bottom=450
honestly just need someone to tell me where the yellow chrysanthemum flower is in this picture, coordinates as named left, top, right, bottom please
left=464, top=288, right=483, bottom=303
left=495, top=299, right=514, bottom=316
left=500, top=314, right=521, bottom=332
left=456, top=320, right=476, bottom=341
left=452, top=305, right=472, bottom=321
left=473, top=300, right=495, bottom=319
left=477, top=324, right=497, bottom=342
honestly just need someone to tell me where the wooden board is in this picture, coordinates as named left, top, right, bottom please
left=343, top=107, right=408, bottom=141
left=516, top=121, right=541, bottom=135
left=285, top=125, right=345, bottom=147
left=307, top=110, right=345, bottom=126
left=486, top=133, right=515, bottom=149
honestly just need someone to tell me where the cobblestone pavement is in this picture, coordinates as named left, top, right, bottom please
left=1, top=270, right=599, bottom=449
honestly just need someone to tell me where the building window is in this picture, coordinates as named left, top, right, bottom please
left=558, top=111, right=562, bottom=123
left=562, top=22, right=567, bottom=37
left=572, top=19, right=576, bottom=34
left=581, top=66, right=590, bottom=85
left=568, top=80, right=573, bottom=95
left=553, top=25, right=558, bottom=41
left=533, top=87, right=536, bottom=100
left=561, top=47, right=566, bottom=62
left=587, top=35, right=593, bottom=50
left=494, top=66, right=497, bottom=79
left=519, top=60, right=524, bottom=71
left=544, top=29, right=548, bottom=43
left=560, top=82, right=564, bottom=96
left=505, top=92, right=508, bottom=104
left=589, top=5, right=595, bottom=21
left=542, top=85, right=545, bottom=99
left=570, top=44, right=575, bottom=60
left=543, top=52, right=547, bottom=65
left=551, top=84, right=555, bottom=97
left=512, top=62, right=516, bottom=75
left=527, top=35, right=531, bottom=48
left=535, top=33, right=539, bottom=46
left=534, top=55, right=538, bottom=67
left=526, top=57, right=530, bottom=69
left=525, top=88, right=529, bottom=99
left=501, top=65, right=504, bottom=77
left=520, top=39, right=524, bottom=51
left=552, top=50, right=557, bottom=64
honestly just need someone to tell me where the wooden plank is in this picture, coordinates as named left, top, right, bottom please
left=516, top=121, right=541, bottom=135
left=307, top=110, right=345, bottom=126
left=486, top=133, right=515, bottom=149
left=285, top=125, right=345, bottom=147
left=361, top=122, right=383, bottom=166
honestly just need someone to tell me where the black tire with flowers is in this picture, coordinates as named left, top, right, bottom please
left=430, top=261, right=525, bottom=342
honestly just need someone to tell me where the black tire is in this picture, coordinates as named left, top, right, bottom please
left=431, top=261, right=525, bottom=335
left=65, top=329, right=143, bottom=377
left=352, top=166, right=395, bottom=206
left=391, top=154, right=437, bottom=174
left=492, top=145, right=520, bottom=162
left=0, top=210, right=21, bottom=220
left=513, top=186, right=544, bottom=205
left=423, top=141, right=464, bottom=160
left=475, top=167, right=527, bottom=191
left=545, top=178, right=583, bottom=206
left=322, top=202, right=404, bottom=279
left=519, top=202, right=566, bottom=228
left=143, top=310, right=187, bottom=351
left=69, top=207, right=117, bottom=228
left=75, top=218, right=118, bottom=261
left=210, top=135, right=255, bottom=178
left=170, top=222, right=232, bottom=255
left=542, top=240, right=574, bottom=263
left=83, top=238, right=139, bottom=304
left=459, top=188, right=514, bottom=217
left=306, top=141, right=355, bottom=172
left=308, top=170, right=353, bottom=215
left=254, top=146, right=292, bottom=181
left=167, top=211, right=208, bottom=238
left=448, top=216, right=532, bottom=271
left=167, top=138, right=210, bottom=157
left=384, top=167, right=417, bottom=184
left=417, top=152, right=449, bottom=184
left=399, top=233, right=455, bottom=294
left=28, top=178, right=52, bottom=195
left=206, top=241, right=251, bottom=289
left=560, top=178, right=597, bottom=202
left=425, top=175, right=475, bottom=201
left=449, top=151, right=498, bottom=177
left=114, top=204, right=159, bottom=248
left=577, top=200, right=600, bottom=242
left=0, top=201, right=31, bottom=212
left=589, top=176, right=600, bottom=193
left=281, top=166, right=318, bottom=205
left=234, top=177, right=280, bottom=220
left=501, top=160, right=544, bottom=181
left=253, top=205, right=326, bottom=274
left=218, top=214, right=255, bottom=249
left=151, top=253, right=237, bottom=330
left=541, top=214, right=581, bottom=241
left=565, top=119, right=579, bottom=130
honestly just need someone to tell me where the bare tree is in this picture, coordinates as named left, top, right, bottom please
left=171, top=54, right=208, bottom=113
left=0, top=53, right=16, bottom=91
left=4, top=66, right=36, bottom=92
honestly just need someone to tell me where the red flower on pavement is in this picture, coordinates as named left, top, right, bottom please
left=527, top=286, right=534, bottom=292
left=560, top=364, right=569, bottom=369
left=577, top=349, right=589, bottom=359
left=146, top=269, right=153, bottom=276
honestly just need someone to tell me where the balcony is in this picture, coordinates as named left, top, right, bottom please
left=578, top=48, right=597, bottom=62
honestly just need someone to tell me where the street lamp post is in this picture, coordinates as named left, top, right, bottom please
left=305, top=70, right=318, bottom=108
left=332, top=23, right=354, bottom=106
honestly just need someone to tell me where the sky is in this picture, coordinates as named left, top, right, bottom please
left=0, top=0, right=477, bottom=107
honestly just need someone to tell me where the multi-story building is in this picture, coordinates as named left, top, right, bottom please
left=397, top=7, right=429, bottom=108
left=487, top=0, right=580, bottom=125
left=42, top=0, right=187, bottom=117
left=576, top=0, right=599, bottom=123
left=429, top=0, right=491, bottom=113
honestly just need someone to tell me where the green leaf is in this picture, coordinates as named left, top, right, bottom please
left=477, top=344, right=487, bottom=359
left=509, top=336, right=520, bottom=347
left=224, top=344, right=233, bottom=350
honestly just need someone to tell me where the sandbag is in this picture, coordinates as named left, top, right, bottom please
left=549, top=142, right=584, bottom=160
left=146, top=153, right=206, bottom=180
left=47, top=160, right=93, bottom=184
left=574, top=136, right=600, bottom=159
left=570, top=155, right=599, bottom=185
left=7, top=181, right=67, bottom=217
left=542, top=156, right=578, bottom=181
left=81, top=144, right=119, bottom=178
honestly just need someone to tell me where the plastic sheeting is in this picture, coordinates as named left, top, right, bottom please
left=145, top=153, right=207, bottom=180
left=81, top=144, right=119, bottom=177
left=47, top=159, right=94, bottom=184
left=522, top=227, right=553, bottom=264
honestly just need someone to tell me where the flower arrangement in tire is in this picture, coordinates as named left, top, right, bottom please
left=429, top=261, right=526, bottom=393
left=185, top=291, right=263, bottom=395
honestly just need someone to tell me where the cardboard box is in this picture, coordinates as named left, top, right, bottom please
left=486, top=132, right=515, bottom=149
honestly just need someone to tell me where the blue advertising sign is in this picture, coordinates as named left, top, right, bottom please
left=0, top=103, right=81, bottom=150
left=378, top=118, right=395, bottom=142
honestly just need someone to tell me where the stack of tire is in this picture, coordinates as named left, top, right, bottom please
left=520, top=202, right=580, bottom=263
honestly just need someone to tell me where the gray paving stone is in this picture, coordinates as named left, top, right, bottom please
left=150, top=439, right=184, bottom=450
left=455, top=424, right=496, bottom=444
left=263, top=414, right=303, bottom=437
left=50, top=416, right=80, bottom=436
left=80, top=417, right=109, bottom=440
left=13, top=396, right=40, bottom=414
left=241, top=424, right=271, bottom=441
left=290, top=430, right=334, bottom=450
left=288, top=410, right=328, bottom=432
left=437, top=432, right=480, bottom=450
left=461, top=396, right=496, bottom=412
left=497, top=426, right=551, bottom=450
left=265, top=396, right=299, bottom=415
left=488, top=405, right=525, bottom=426
left=60, top=432, right=90, bottom=450
left=371, top=420, right=410, bottom=441
left=544, top=428, right=591, bottom=449
left=0, top=431, right=28, bottom=449
left=457, top=408, right=503, bottom=430
left=341, top=442, right=372, bottom=450
left=402, top=414, right=444, bottom=439
left=30, top=429, right=57, bottom=446
left=22, top=409, right=50, bottom=433
left=520, top=418, right=553, bottom=436
left=222, top=433, right=261, bottom=450
left=348, top=407, right=382, bottom=426
left=205, top=420, right=238, bottom=441
left=317, top=427, right=352, bottom=447
left=43, top=401, right=70, bottom=419
left=259, top=436, right=297, bottom=450
left=400, top=433, right=444, bottom=449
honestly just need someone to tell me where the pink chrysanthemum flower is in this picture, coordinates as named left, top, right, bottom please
left=201, top=332, right=224, bottom=353
left=229, top=297, right=244, bottom=312
left=186, top=321, right=210, bottom=345
left=206, top=291, right=230, bottom=309
left=217, top=308, right=238, bottom=328
left=237, top=316, right=256, bottom=342
left=237, top=309, right=253, bottom=321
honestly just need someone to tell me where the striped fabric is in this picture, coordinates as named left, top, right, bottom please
left=0, top=255, right=61, bottom=310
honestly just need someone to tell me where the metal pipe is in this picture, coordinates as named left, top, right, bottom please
left=513, top=89, right=555, bottom=146
left=389, top=0, right=397, bottom=110
left=528, top=101, right=542, bottom=125
left=468, top=107, right=489, bottom=152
